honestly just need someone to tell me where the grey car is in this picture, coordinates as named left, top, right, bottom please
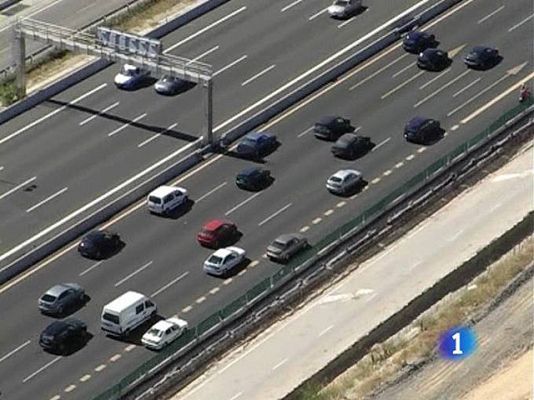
left=39, top=283, right=85, bottom=316
left=154, top=75, right=188, bottom=95
left=267, top=234, right=309, bottom=262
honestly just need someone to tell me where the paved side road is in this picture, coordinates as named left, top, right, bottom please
left=172, top=144, right=534, bottom=400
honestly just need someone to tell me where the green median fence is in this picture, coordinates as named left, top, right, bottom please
left=92, top=99, right=533, bottom=400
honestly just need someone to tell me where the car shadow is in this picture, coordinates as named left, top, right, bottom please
left=156, top=81, right=197, bottom=96
left=106, top=314, right=164, bottom=346
left=465, top=56, right=503, bottom=71
left=331, top=179, right=369, bottom=198
left=151, top=199, right=195, bottom=220
left=44, top=332, right=94, bottom=356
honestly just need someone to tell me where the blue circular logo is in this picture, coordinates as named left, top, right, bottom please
left=438, top=326, right=477, bottom=360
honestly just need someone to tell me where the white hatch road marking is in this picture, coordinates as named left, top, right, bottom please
left=281, top=0, right=302, bottom=12
left=197, top=181, right=227, bottom=202
left=109, top=354, right=121, bottom=362
left=272, top=358, right=288, bottom=370
left=64, top=385, right=76, bottom=393
left=382, top=71, right=425, bottom=99
left=165, top=7, right=247, bottom=52
left=26, top=187, right=68, bottom=213
left=453, top=77, right=481, bottom=97
left=477, top=5, right=504, bottom=24
left=448, top=64, right=529, bottom=117
left=151, top=271, right=189, bottom=297
left=229, top=392, right=243, bottom=400
left=214, top=55, right=247, bottom=77
left=225, top=192, right=262, bottom=215
left=242, top=64, right=276, bottom=86
left=79, top=101, right=120, bottom=126
left=0, top=84, right=107, bottom=146
left=308, top=7, right=328, bottom=20
left=188, top=45, right=219, bottom=64
left=258, top=203, right=292, bottom=226
left=79, top=261, right=103, bottom=276
left=23, top=356, right=62, bottom=382
left=419, top=67, right=451, bottom=90
left=448, top=229, right=464, bottom=242
left=508, top=13, right=534, bottom=32
left=461, top=70, right=534, bottom=124
left=114, top=261, right=153, bottom=287
left=138, top=123, right=177, bottom=148
left=297, top=126, right=314, bottom=137
left=414, top=69, right=470, bottom=107
left=392, top=61, right=416, bottom=78
left=0, top=176, right=37, bottom=201
left=0, top=340, right=31, bottom=363
left=372, top=137, right=391, bottom=151
left=94, top=364, right=106, bottom=372
left=107, top=113, right=147, bottom=137
left=338, top=16, right=357, bottom=28
left=349, top=54, right=408, bottom=91
left=79, top=374, right=91, bottom=382
left=318, top=324, right=334, bottom=337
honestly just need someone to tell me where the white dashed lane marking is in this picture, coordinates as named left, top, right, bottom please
left=95, top=364, right=106, bottom=372
left=110, top=354, right=121, bottom=362
left=80, top=374, right=91, bottom=382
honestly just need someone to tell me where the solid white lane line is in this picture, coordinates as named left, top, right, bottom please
left=213, top=55, right=247, bottom=77
left=0, top=84, right=107, bottom=146
left=349, top=54, right=408, bottom=91
left=79, top=261, right=103, bottom=276
left=309, top=8, right=327, bottom=20
left=137, top=123, right=177, bottom=148
left=79, top=101, right=119, bottom=126
left=419, top=67, right=451, bottom=89
left=477, top=5, right=504, bottom=24
left=382, top=71, right=425, bottom=99
left=258, top=203, right=292, bottom=226
left=23, top=356, right=62, bottom=382
left=0, top=176, right=36, bottom=201
left=107, top=113, right=147, bottom=137
left=242, top=65, right=276, bottom=86
left=281, top=0, right=302, bottom=12
left=26, top=187, right=68, bottom=213
left=0, top=340, right=31, bottom=363
left=165, top=7, right=247, bottom=52
left=225, top=192, right=262, bottom=216
left=151, top=271, right=189, bottom=297
left=318, top=324, right=334, bottom=337
left=272, top=358, right=288, bottom=370
left=197, top=181, right=227, bottom=202
left=372, top=137, right=391, bottom=151
left=338, top=16, right=356, bottom=28
left=114, top=261, right=153, bottom=287
left=297, top=126, right=314, bottom=137
left=508, top=13, right=534, bottom=32
left=392, top=61, right=416, bottom=78
left=188, top=45, right=219, bottom=64
left=414, top=69, right=470, bottom=107
left=453, top=77, right=481, bottom=97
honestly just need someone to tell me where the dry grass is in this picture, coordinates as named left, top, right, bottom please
left=299, top=238, right=534, bottom=400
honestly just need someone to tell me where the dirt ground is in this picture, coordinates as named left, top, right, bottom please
left=371, top=275, right=533, bottom=400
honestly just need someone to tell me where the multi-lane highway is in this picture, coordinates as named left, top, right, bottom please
left=0, top=0, right=430, bottom=267
left=0, top=0, right=532, bottom=399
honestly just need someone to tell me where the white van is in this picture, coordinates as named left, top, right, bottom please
left=101, top=291, right=157, bottom=337
left=147, top=186, right=188, bottom=215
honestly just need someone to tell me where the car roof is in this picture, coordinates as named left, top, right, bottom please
left=85, top=230, right=106, bottom=240
left=317, top=115, right=339, bottom=125
left=336, top=133, right=358, bottom=144
left=44, top=318, right=83, bottom=334
left=212, top=248, right=233, bottom=258
left=407, top=116, right=429, bottom=129
left=149, top=185, right=181, bottom=198
left=46, top=283, right=72, bottom=297
left=104, top=291, right=146, bottom=313
left=407, top=31, right=426, bottom=38
left=333, top=169, right=360, bottom=179
left=238, top=166, right=262, bottom=176
left=150, top=319, right=175, bottom=331
left=274, top=233, right=300, bottom=244
left=123, top=64, right=138, bottom=71
left=472, top=45, right=492, bottom=53
left=203, top=219, right=229, bottom=231
left=245, top=131, right=270, bottom=140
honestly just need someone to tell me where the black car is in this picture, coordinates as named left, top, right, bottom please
left=402, top=31, right=437, bottom=53
left=78, top=230, right=121, bottom=259
left=39, top=318, right=87, bottom=353
left=404, top=117, right=442, bottom=145
left=417, top=48, right=450, bottom=71
left=331, top=134, right=372, bottom=159
left=314, top=116, right=352, bottom=140
left=154, top=75, right=189, bottom=95
left=463, top=46, right=500, bottom=69
left=236, top=132, right=278, bottom=159
left=236, top=167, right=271, bottom=191
left=38, top=283, right=85, bottom=317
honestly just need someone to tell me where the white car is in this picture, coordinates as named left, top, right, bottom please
left=203, top=246, right=246, bottom=276
left=326, top=169, right=363, bottom=195
left=114, top=64, right=150, bottom=89
left=141, top=317, right=188, bottom=350
left=147, top=186, right=188, bottom=215
left=328, top=0, right=362, bottom=18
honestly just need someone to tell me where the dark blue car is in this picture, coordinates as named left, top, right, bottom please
left=404, top=116, right=442, bottom=145
left=464, top=46, right=500, bottom=69
left=236, top=167, right=271, bottom=191
left=236, top=132, right=277, bottom=158
left=402, top=31, right=437, bottom=54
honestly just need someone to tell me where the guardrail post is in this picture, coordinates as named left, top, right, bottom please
left=202, top=77, right=213, bottom=145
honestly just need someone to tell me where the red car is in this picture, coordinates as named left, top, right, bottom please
left=197, top=219, right=239, bottom=248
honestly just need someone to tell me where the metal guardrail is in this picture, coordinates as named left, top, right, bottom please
left=91, top=99, right=534, bottom=400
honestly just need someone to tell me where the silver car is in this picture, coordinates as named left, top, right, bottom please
left=267, top=234, right=309, bottom=262
left=39, top=283, right=85, bottom=316
left=326, top=169, right=363, bottom=195
left=328, top=0, right=362, bottom=19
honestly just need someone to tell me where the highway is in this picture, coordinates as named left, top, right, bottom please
left=0, top=0, right=532, bottom=399
left=0, top=0, right=429, bottom=267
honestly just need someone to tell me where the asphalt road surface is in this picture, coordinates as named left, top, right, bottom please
left=0, top=0, right=532, bottom=399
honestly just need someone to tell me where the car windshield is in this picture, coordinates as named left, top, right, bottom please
left=315, top=124, right=330, bottom=132
left=147, top=328, right=163, bottom=337
left=330, top=176, right=343, bottom=183
left=41, top=294, right=56, bottom=302
left=102, top=313, right=120, bottom=324
left=272, top=240, right=288, bottom=250
left=149, top=196, right=162, bottom=204
left=208, top=255, right=223, bottom=264
left=334, top=0, right=349, bottom=5
left=121, top=67, right=136, bottom=76
left=242, top=138, right=258, bottom=147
